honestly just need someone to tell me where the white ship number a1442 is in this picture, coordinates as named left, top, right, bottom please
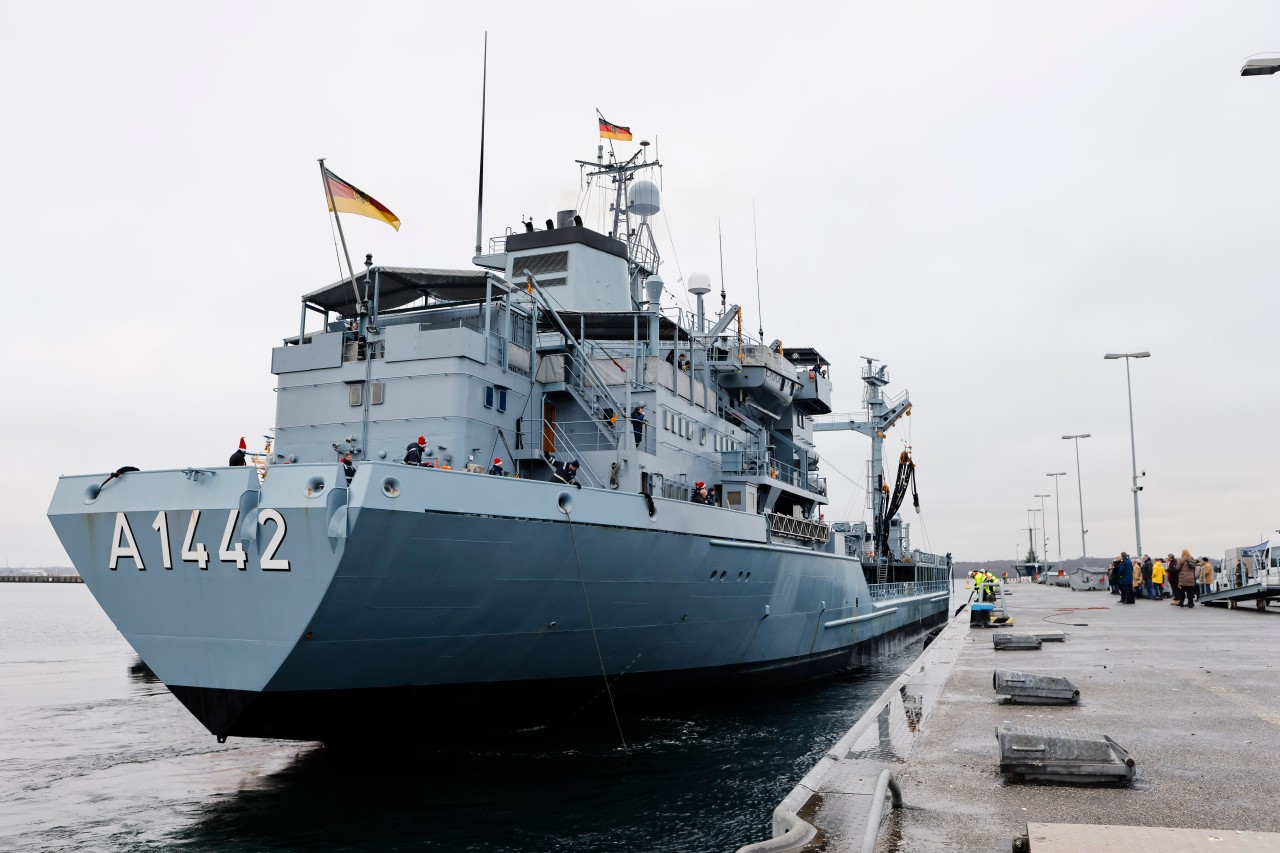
left=108, top=509, right=290, bottom=572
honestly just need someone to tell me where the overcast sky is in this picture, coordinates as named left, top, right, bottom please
left=6, top=1, right=1280, bottom=566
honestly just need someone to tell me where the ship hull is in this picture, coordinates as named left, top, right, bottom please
left=49, top=462, right=949, bottom=742
left=169, top=613, right=943, bottom=741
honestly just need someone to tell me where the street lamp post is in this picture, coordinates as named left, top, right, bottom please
left=1035, top=494, right=1051, bottom=567
left=1104, top=352, right=1150, bottom=559
left=1062, top=434, right=1091, bottom=562
left=1046, top=472, right=1067, bottom=562
left=1028, top=508, right=1042, bottom=563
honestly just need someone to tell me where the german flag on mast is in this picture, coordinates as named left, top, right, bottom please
left=322, top=167, right=401, bottom=231
left=598, top=113, right=632, bottom=142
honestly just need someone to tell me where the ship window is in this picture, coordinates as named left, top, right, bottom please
left=727, top=490, right=742, bottom=509
left=498, top=390, right=508, bottom=413
left=348, top=383, right=362, bottom=407
left=370, top=382, right=384, bottom=405
left=484, top=386, right=494, bottom=408
left=700, top=428, right=706, bottom=446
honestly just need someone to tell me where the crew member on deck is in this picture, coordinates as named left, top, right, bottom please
left=631, top=405, right=646, bottom=447
left=404, top=436, right=427, bottom=465
left=229, top=438, right=247, bottom=467
left=489, top=457, right=504, bottom=476
left=552, top=459, right=581, bottom=488
left=340, top=451, right=356, bottom=484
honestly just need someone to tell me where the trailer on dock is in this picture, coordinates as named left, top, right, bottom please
left=1067, top=567, right=1108, bottom=591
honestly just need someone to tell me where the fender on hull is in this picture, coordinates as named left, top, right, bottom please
left=168, top=608, right=946, bottom=741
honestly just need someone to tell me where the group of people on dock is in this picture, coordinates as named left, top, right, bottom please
left=1109, top=550, right=1214, bottom=608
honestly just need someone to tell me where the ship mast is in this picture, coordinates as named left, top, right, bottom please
left=576, top=144, right=662, bottom=305
left=812, top=357, right=912, bottom=558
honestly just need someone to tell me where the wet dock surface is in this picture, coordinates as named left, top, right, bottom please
left=879, top=583, right=1280, bottom=850
left=751, top=582, right=1280, bottom=852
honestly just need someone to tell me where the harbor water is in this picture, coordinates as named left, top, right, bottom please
left=0, top=584, right=922, bottom=852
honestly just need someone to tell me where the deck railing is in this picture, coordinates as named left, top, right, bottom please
left=867, top=579, right=950, bottom=602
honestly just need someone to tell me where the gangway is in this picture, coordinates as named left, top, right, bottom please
left=1205, top=540, right=1280, bottom=610
left=1199, top=578, right=1280, bottom=610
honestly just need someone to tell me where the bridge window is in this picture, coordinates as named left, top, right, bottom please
left=484, top=386, right=494, bottom=409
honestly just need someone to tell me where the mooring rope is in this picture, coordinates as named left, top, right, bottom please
left=564, top=510, right=629, bottom=756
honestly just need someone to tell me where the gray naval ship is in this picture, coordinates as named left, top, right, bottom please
left=48, top=140, right=950, bottom=742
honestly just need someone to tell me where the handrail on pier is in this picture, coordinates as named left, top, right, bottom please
left=860, top=769, right=903, bottom=853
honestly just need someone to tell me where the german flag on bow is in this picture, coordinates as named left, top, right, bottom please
left=322, top=168, right=400, bottom=231
left=598, top=115, right=632, bottom=141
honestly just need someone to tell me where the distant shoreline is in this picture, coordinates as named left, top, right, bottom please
left=0, top=574, right=83, bottom=583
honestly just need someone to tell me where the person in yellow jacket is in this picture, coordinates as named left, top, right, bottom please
left=1151, top=558, right=1166, bottom=600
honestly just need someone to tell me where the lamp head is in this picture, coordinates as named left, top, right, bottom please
left=1242, top=57, right=1280, bottom=76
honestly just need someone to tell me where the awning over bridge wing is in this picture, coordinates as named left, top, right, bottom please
left=303, top=267, right=508, bottom=316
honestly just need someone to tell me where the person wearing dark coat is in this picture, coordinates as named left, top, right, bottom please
left=1118, top=552, right=1134, bottom=604
left=489, top=458, right=504, bottom=476
left=229, top=437, right=247, bottom=467
left=340, top=452, right=356, bottom=484
left=1141, top=555, right=1154, bottom=600
left=552, top=459, right=581, bottom=488
left=1108, top=557, right=1121, bottom=595
left=630, top=405, right=646, bottom=448
left=1167, top=552, right=1183, bottom=605
left=404, top=435, right=427, bottom=465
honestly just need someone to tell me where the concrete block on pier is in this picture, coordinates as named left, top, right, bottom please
left=993, top=632, right=1042, bottom=650
left=997, top=722, right=1135, bottom=784
left=993, top=670, right=1080, bottom=704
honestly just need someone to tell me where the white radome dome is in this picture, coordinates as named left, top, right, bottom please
left=628, top=180, right=661, bottom=217
left=688, top=272, right=712, bottom=295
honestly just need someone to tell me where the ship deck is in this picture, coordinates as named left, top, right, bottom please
left=740, top=582, right=1280, bottom=851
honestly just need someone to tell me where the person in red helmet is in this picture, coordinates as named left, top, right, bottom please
left=229, top=437, right=248, bottom=467
left=404, top=435, right=427, bottom=466
left=488, top=457, right=504, bottom=476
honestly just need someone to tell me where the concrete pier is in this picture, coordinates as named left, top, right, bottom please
left=742, top=582, right=1280, bottom=851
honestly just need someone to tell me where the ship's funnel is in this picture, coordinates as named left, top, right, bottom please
left=644, top=274, right=665, bottom=309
